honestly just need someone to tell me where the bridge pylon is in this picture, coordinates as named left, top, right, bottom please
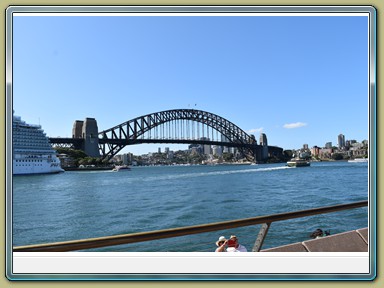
left=72, top=118, right=100, bottom=158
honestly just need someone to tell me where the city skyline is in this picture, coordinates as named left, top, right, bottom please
left=12, top=12, right=370, bottom=155
left=117, top=132, right=367, bottom=157
left=124, top=139, right=369, bottom=156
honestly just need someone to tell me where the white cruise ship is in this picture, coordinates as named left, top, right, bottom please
left=13, top=113, right=64, bottom=175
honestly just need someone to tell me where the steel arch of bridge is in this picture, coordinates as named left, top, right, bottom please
left=98, top=109, right=260, bottom=161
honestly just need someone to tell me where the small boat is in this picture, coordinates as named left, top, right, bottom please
left=112, top=165, right=131, bottom=171
left=286, top=158, right=310, bottom=167
left=348, top=158, right=368, bottom=163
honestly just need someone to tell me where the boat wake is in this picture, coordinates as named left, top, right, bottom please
left=141, top=165, right=290, bottom=182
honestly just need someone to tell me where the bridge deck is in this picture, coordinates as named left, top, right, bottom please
left=260, top=228, right=368, bottom=252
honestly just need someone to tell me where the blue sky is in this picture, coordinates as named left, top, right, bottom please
left=12, top=13, right=370, bottom=155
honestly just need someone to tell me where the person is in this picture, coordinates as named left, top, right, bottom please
left=215, top=236, right=227, bottom=252
left=310, top=228, right=324, bottom=239
left=310, top=228, right=331, bottom=239
left=226, top=235, right=247, bottom=252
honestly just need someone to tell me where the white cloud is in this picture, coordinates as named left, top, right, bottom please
left=247, top=127, right=264, bottom=134
left=283, top=122, right=307, bottom=129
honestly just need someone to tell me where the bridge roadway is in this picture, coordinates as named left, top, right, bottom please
left=49, top=136, right=284, bottom=163
left=49, top=137, right=259, bottom=149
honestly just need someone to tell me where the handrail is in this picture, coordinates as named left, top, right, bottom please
left=13, top=200, right=368, bottom=252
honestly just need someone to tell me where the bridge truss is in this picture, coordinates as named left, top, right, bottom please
left=98, top=109, right=261, bottom=161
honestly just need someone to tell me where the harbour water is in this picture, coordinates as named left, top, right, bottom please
left=12, top=161, right=369, bottom=252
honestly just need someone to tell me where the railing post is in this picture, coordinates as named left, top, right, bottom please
left=252, top=222, right=271, bottom=252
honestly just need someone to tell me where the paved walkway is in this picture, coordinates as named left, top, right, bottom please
left=261, top=228, right=368, bottom=252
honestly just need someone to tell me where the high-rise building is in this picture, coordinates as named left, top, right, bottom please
left=200, top=137, right=211, bottom=155
left=212, top=145, right=222, bottom=157
left=338, top=134, right=345, bottom=148
left=221, top=134, right=234, bottom=154
left=122, top=153, right=133, bottom=165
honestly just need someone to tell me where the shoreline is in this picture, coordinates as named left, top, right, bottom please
left=63, top=167, right=113, bottom=171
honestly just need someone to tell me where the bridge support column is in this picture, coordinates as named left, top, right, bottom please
left=72, top=118, right=100, bottom=158
left=252, top=146, right=263, bottom=163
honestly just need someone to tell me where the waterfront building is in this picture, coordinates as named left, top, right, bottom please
left=167, top=150, right=174, bottom=160
left=122, top=153, right=133, bottom=165
left=311, top=146, right=321, bottom=158
left=221, top=134, right=235, bottom=154
left=212, top=145, right=222, bottom=157
left=189, top=144, right=203, bottom=155
left=346, top=140, right=351, bottom=148
left=57, top=154, right=76, bottom=168
left=299, top=150, right=311, bottom=159
left=189, top=146, right=200, bottom=155
left=349, top=144, right=368, bottom=158
left=200, top=137, right=211, bottom=155
left=325, top=142, right=332, bottom=149
left=319, top=148, right=333, bottom=159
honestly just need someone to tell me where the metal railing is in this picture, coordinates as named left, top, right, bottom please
left=13, top=200, right=368, bottom=252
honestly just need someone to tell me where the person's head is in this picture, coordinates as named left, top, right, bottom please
left=215, top=236, right=227, bottom=246
left=310, top=229, right=324, bottom=239
left=229, top=235, right=239, bottom=247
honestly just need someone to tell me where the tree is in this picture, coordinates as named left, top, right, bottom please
left=55, top=147, right=87, bottom=160
left=283, top=150, right=293, bottom=159
left=55, top=148, right=107, bottom=167
left=332, top=153, right=344, bottom=160
left=222, top=152, right=234, bottom=162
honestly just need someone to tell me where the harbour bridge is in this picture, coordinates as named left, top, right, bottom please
left=49, top=109, right=277, bottom=162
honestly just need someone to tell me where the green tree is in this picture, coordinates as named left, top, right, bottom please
left=332, top=153, right=344, bottom=160
left=55, top=147, right=87, bottom=160
left=222, top=152, right=234, bottom=162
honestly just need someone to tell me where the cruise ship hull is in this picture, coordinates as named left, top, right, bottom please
left=13, top=155, right=64, bottom=175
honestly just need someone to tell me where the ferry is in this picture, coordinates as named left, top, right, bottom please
left=286, top=158, right=310, bottom=167
left=13, top=112, right=64, bottom=175
left=348, top=158, right=368, bottom=163
left=112, top=165, right=131, bottom=172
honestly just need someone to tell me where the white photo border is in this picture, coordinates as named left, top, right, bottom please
left=5, top=5, right=376, bottom=281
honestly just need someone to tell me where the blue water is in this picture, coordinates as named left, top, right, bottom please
left=12, top=161, right=369, bottom=252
